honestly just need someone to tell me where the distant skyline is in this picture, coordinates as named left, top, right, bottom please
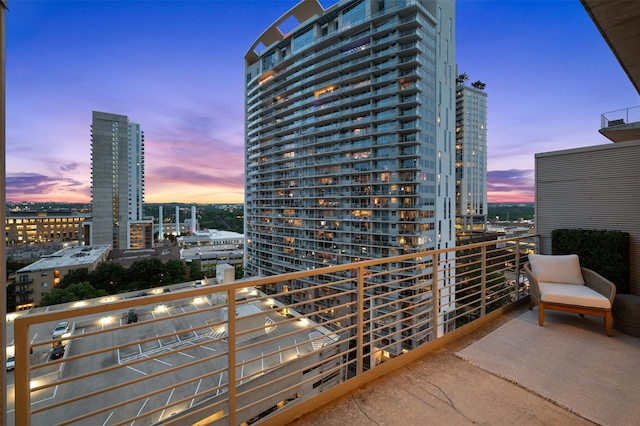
left=5, top=0, right=639, bottom=204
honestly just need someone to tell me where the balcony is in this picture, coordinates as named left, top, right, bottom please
left=21, top=236, right=636, bottom=425
left=7, top=236, right=545, bottom=426
left=599, top=105, right=640, bottom=142
left=6, top=234, right=632, bottom=426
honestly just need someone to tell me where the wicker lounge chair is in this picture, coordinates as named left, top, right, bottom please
left=524, top=254, right=617, bottom=336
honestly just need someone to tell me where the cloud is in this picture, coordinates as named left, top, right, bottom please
left=6, top=173, right=89, bottom=202
left=60, top=163, right=79, bottom=172
left=487, top=169, right=534, bottom=202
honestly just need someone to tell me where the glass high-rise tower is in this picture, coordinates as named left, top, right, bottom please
left=244, top=0, right=456, bottom=351
left=455, top=84, right=488, bottom=234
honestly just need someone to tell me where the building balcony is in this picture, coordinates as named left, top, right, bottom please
left=4, top=235, right=576, bottom=426
left=599, top=105, right=640, bottom=142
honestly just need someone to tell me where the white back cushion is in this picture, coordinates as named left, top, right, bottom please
left=528, top=254, right=585, bottom=285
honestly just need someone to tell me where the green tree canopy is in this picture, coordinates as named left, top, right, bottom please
left=128, top=258, right=167, bottom=288
left=39, top=282, right=107, bottom=307
left=67, top=282, right=108, bottom=300
left=189, top=261, right=204, bottom=281
left=39, top=288, right=78, bottom=307
left=164, top=259, right=187, bottom=284
left=60, top=268, right=90, bottom=289
left=90, top=262, right=127, bottom=293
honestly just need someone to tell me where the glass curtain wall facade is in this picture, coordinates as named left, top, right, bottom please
left=244, top=0, right=456, bottom=352
left=455, top=85, right=487, bottom=234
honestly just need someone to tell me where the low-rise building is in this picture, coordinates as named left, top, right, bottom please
left=5, top=210, right=89, bottom=245
left=107, top=245, right=182, bottom=268
left=177, top=229, right=244, bottom=249
left=14, top=245, right=111, bottom=309
left=179, top=229, right=244, bottom=276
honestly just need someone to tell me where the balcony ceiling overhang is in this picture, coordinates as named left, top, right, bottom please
left=581, top=0, right=640, bottom=95
left=598, top=123, right=640, bottom=143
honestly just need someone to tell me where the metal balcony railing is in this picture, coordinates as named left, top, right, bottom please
left=10, top=235, right=536, bottom=426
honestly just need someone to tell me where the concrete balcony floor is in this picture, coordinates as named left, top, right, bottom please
left=289, top=304, right=594, bottom=426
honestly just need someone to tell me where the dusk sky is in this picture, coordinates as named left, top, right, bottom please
left=5, top=0, right=639, bottom=204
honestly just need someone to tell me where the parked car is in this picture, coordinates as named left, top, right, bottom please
left=52, top=321, right=70, bottom=339
left=6, top=356, right=14, bottom=371
left=51, top=344, right=65, bottom=360
left=127, top=309, right=138, bottom=324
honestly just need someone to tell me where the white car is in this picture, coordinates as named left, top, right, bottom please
left=6, top=356, right=14, bottom=371
left=52, top=321, right=70, bottom=339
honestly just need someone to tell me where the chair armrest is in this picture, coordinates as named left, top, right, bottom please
left=524, top=264, right=541, bottom=302
left=581, top=267, right=617, bottom=304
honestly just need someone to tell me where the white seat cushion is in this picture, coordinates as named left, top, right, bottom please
left=539, top=282, right=611, bottom=309
left=528, top=254, right=585, bottom=285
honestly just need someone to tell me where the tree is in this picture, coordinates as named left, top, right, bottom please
left=67, top=282, right=108, bottom=300
left=471, top=80, right=486, bottom=90
left=164, top=259, right=187, bottom=284
left=60, top=268, right=90, bottom=288
left=128, top=258, right=167, bottom=288
left=235, top=265, right=244, bottom=280
left=6, top=260, right=31, bottom=278
left=89, top=262, right=127, bottom=293
left=456, top=72, right=469, bottom=85
left=6, top=283, right=16, bottom=313
left=38, top=282, right=106, bottom=307
left=189, top=261, right=204, bottom=281
left=39, top=288, right=77, bottom=307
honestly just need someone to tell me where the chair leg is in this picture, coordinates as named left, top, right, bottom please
left=538, top=303, right=545, bottom=326
left=605, top=311, right=612, bottom=337
left=528, top=299, right=534, bottom=310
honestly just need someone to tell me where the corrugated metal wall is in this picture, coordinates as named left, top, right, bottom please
left=536, top=140, right=640, bottom=295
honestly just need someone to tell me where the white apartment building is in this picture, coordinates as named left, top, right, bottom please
left=244, top=0, right=456, bottom=352
left=455, top=84, right=488, bottom=234
left=88, top=111, right=152, bottom=250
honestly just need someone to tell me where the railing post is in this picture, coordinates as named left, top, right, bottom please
left=432, top=254, right=439, bottom=337
left=227, top=289, right=236, bottom=425
left=515, top=240, right=521, bottom=301
left=14, top=317, right=30, bottom=426
left=480, top=245, right=487, bottom=317
left=356, top=265, right=364, bottom=375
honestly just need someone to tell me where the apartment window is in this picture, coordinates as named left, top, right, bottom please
left=293, top=26, right=314, bottom=52
left=342, top=0, right=365, bottom=28
left=261, top=51, right=276, bottom=71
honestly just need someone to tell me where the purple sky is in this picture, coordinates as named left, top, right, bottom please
left=5, top=0, right=639, bottom=204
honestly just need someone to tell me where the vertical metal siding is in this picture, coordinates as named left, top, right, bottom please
left=536, top=140, right=640, bottom=295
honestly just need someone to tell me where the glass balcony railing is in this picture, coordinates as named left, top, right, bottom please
left=600, top=105, right=640, bottom=128
left=9, top=234, right=536, bottom=426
